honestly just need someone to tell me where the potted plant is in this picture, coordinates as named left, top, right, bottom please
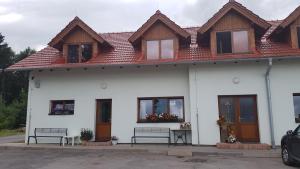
left=111, top=136, right=118, bottom=145
left=80, top=128, right=93, bottom=145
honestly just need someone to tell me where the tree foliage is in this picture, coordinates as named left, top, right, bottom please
left=0, top=33, right=34, bottom=129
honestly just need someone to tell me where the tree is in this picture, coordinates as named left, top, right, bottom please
left=0, top=33, right=14, bottom=103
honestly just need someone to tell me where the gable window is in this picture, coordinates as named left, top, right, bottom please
left=138, top=97, right=184, bottom=123
left=81, top=44, right=93, bottom=62
left=49, top=100, right=74, bottom=115
left=293, top=94, right=300, bottom=123
left=146, top=39, right=174, bottom=60
left=146, top=41, right=159, bottom=60
left=217, top=32, right=232, bottom=54
left=68, top=45, right=79, bottom=63
left=67, top=44, right=93, bottom=63
left=217, top=30, right=249, bottom=54
left=297, top=27, right=300, bottom=48
left=161, top=40, right=174, bottom=59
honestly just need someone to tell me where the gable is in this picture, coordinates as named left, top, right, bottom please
left=198, top=1, right=270, bottom=36
left=63, top=26, right=97, bottom=44
left=129, top=10, right=190, bottom=45
left=143, top=22, right=177, bottom=40
left=213, top=11, right=252, bottom=31
left=48, top=16, right=112, bottom=50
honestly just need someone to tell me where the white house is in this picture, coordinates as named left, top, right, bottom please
left=7, top=1, right=300, bottom=147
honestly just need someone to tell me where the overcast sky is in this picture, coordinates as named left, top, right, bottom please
left=0, top=0, right=300, bottom=53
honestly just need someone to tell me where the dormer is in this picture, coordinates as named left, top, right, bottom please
left=48, top=17, right=112, bottom=63
left=197, top=0, right=270, bottom=56
left=129, top=10, right=190, bottom=60
left=269, top=5, right=300, bottom=49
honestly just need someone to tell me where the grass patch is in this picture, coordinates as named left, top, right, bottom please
left=0, top=129, right=24, bottom=137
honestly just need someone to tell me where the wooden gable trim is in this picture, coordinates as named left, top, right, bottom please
left=48, top=16, right=112, bottom=48
left=128, top=10, right=190, bottom=45
left=279, top=6, right=300, bottom=29
left=197, top=0, right=271, bottom=35
left=269, top=5, right=300, bottom=38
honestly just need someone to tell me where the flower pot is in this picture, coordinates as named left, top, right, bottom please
left=81, top=140, right=88, bottom=146
left=112, top=140, right=118, bottom=145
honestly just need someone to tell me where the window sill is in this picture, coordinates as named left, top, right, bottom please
left=48, top=114, right=74, bottom=116
left=216, top=51, right=253, bottom=56
left=137, top=120, right=184, bottom=123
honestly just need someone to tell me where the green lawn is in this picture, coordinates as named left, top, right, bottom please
left=0, top=129, right=24, bottom=137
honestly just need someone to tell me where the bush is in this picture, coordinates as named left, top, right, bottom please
left=80, top=128, right=93, bottom=141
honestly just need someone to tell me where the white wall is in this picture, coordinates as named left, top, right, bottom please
left=189, top=60, right=300, bottom=146
left=26, top=65, right=190, bottom=143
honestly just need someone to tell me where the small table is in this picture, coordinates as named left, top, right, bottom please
left=171, top=129, right=191, bottom=145
left=62, top=135, right=80, bottom=147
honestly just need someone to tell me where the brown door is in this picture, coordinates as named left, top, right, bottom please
left=218, top=95, right=259, bottom=143
left=96, top=99, right=112, bottom=142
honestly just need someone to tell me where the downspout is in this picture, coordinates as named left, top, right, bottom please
left=194, top=68, right=200, bottom=145
left=265, top=58, right=276, bottom=149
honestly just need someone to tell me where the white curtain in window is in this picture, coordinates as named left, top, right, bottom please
left=161, top=39, right=174, bottom=59
left=146, top=41, right=159, bottom=60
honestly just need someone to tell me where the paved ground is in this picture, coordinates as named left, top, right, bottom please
left=0, top=149, right=297, bottom=169
left=0, top=135, right=24, bottom=144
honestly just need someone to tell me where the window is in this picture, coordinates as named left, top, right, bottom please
left=233, top=31, right=249, bottom=53
left=49, top=100, right=74, bottom=115
left=81, top=44, right=93, bottom=62
left=293, top=94, right=300, bottom=123
left=217, top=32, right=232, bottom=54
left=217, top=30, right=249, bottom=54
left=297, top=27, right=300, bottom=49
left=68, top=45, right=79, bottom=63
left=161, top=40, right=174, bottom=59
left=138, top=97, right=184, bottom=123
left=146, top=39, right=174, bottom=60
left=67, top=44, right=93, bottom=63
left=146, top=41, right=159, bottom=60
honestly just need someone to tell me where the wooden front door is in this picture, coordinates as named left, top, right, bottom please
left=218, top=95, right=260, bottom=143
left=96, top=99, right=112, bottom=142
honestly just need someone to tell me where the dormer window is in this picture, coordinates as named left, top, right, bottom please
left=217, top=30, right=249, bottom=54
left=67, top=44, right=93, bottom=63
left=146, top=39, right=174, bottom=60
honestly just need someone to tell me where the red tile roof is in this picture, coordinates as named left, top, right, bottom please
left=7, top=20, right=300, bottom=71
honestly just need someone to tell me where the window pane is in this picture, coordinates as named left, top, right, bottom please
left=293, top=94, right=300, bottom=122
left=217, top=32, right=232, bottom=54
left=100, top=101, right=111, bottom=123
left=297, top=27, right=300, bottom=48
left=154, top=98, right=168, bottom=115
left=239, top=97, right=256, bottom=123
left=219, top=97, right=235, bottom=123
left=50, top=100, right=74, bottom=115
left=81, top=44, right=93, bottom=62
left=233, top=31, right=249, bottom=53
left=139, top=100, right=153, bottom=119
left=161, top=39, right=174, bottom=59
left=146, top=41, right=159, bottom=60
left=170, top=99, right=183, bottom=119
left=68, top=45, right=79, bottom=63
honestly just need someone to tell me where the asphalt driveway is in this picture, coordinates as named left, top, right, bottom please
left=0, top=135, right=24, bottom=144
left=0, top=149, right=297, bottom=169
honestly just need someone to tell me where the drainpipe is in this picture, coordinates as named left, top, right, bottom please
left=194, top=68, right=200, bottom=145
left=265, top=58, right=276, bottom=149
left=26, top=73, right=33, bottom=144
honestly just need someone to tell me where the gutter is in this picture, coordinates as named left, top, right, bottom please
left=265, top=58, right=276, bottom=149
left=5, top=55, right=300, bottom=72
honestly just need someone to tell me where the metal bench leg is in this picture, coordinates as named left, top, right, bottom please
left=59, top=137, right=62, bottom=146
left=27, top=137, right=30, bottom=145
left=35, top=137, right=38, bottom=144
